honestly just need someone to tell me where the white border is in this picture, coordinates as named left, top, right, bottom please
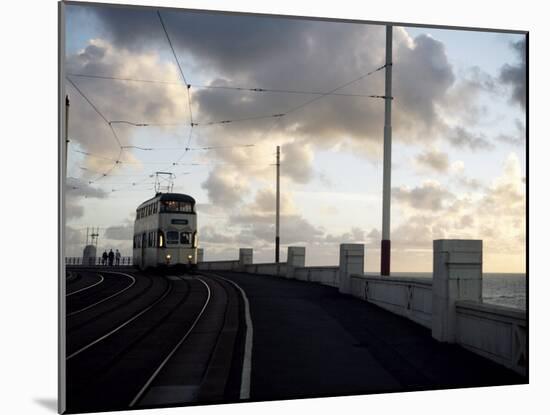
left=1, top=1, right=545, bottom=415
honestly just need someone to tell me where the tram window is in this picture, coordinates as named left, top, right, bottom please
left=163, top=201, right=178, bottom=212
left=166, top=231, right=179, bottom=245
left=179, top=202, right=192, bottom=212
left=180, top=232, right=191, bottom=245
left=153, top=203, right=157, bottom=214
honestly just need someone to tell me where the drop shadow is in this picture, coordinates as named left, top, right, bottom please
left=34, top=398, right=57, bottom=413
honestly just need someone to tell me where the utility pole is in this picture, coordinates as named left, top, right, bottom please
left=275, top=145, right=280, bottom=263
left=65, top=95, right=70, bottom=176
left=381, top=25, right=393, bottom=276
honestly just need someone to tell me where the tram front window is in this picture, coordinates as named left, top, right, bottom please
left=180, top=232, right=191, bottom=245
left=166, top=231, right=179, bottom=245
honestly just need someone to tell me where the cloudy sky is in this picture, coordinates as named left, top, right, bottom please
left=64, top=3, right=526, bottom=273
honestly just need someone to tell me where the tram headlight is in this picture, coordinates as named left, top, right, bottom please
left=187, top=255, right=193, bottom=259
left=165, top=254, right=171, bottom=263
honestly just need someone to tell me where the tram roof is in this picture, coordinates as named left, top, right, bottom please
left=137, top=192, right=196, bottom=208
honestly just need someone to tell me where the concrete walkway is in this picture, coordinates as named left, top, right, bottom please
left=213, top=270, right=525, bottom=401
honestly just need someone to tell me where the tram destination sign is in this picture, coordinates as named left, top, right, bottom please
left=171, top=219, right=189, bottom=225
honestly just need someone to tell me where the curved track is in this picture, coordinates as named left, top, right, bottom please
left=67, top=272, right=136, bottom=317
left=66, top=273, right=104, bottom=296
left=65, top=270, right=248, bottom=413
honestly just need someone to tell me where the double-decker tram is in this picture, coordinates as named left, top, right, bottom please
left=133, top=193, right=198, bottom=270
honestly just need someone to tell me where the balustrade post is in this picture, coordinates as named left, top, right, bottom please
left=432, top=239, right=482, bottom=343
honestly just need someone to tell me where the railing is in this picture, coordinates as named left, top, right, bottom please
left=350, top=274, right=433, bottom=329
left=294, top=266, right=339, bottom=287
left=197, top=260, right=240, bottom=271
left=65, top=256, right=133, bottom=267
left=242, top=262, right=287, bottom=277
left=194, top=241, right=527, bottom=376
left=455, top=300, right=527, bottom=376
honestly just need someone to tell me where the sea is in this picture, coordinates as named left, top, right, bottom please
left=390, top=272, right=526, bottom=310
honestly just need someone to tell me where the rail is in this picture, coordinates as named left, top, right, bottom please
left=65, top=256, right=133, bottom=267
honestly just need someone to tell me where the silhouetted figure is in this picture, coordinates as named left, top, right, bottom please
left=102, top=251, right=108, bottom=266
left=108, top=249, right=114, bottom=267
left=115, top=249, right=121, bottom=266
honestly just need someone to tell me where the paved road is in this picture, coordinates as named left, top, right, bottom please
left=205, top=270, right=526, bottom=401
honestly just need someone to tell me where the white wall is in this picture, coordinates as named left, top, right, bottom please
left=350, top=274, right=433, bottom=329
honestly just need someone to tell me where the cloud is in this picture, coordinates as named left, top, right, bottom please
left=232, top=213, right=325, bottom=245
left=201, top=166, right=250, bottom=207
left=391, top=152, right=525, bottom=255
left=325, top=227, right=365, bottom=243
left=499, top=39, right=526, bottom=109
left=495, top=119, right=526, bottom=146
left=66, top=177, right=109, bottom=198
left=66, top=199, right=85, bottom=219
left=415, top=149, right=449, bottom=173
left=66, top=38, right=188, bottom=179
left=82, top=7, right=462, bottom=157
left=65, top=177, right=109, bottom=220
left=281, top=140, right=314, bottom=183
left=200, top=225, right=236, bottom=244
left=392, top=181, right=455, bottom=211
left=447, top=126, right=494, bottom=151
left=104, top=221, right=133, bottom=240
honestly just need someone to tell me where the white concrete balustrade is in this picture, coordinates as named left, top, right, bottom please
left=350, top=274, right=433, bottom=329
left=455, top=300, right=527, bottom=376
left=196, top=239, right=526, bottom=375
left=294, top=266, right=339, bottom=287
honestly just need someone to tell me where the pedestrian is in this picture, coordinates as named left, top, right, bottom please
left=108, top=249, right=114, bottom=267
left=115, top=249, right=121, bottom=266
left=102, top=250, right=108, bottom=266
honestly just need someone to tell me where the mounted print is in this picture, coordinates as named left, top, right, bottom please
left=59, top=1, right=528, bottom=413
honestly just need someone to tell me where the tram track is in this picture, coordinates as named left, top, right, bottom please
left=66, top=275, right=174, bottom=360
left=65, top=272, right=250, bottom=413
left=129, top=277, right=212, bottom=407
left=66, top=274, right=202, bottom=412
left=67, top=272, right=136, bottom=317
left=66, top=272, right=155, bottom=334
left=66, top=273, right=104, bottom=296
left=134, top=273, right=247, bottom=407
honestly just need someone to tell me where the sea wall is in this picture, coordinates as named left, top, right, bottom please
left=197, top=240, right=527, bottom=375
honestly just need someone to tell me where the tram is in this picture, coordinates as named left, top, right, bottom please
left=133, top=193, right=198, bottom=270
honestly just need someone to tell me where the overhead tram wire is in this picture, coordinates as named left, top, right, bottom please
left=67, top=73, right=387, bottom=99
left=282, top=63, right=389, bottom=116
left=72, top=63, right=389, bottom=130
left=105, top=61, right=389, bottom=189
left=85, top=9, right=200, bottom=195
left=65, top=76, right=125, bottom=182
left=157, top=10, right=194, bottom=127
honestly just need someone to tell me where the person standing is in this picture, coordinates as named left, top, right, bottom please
left=102, top=250, right=108, bottom=266
left=108, top=249, right=114, bottom=267
left=115, top=249, right=121, bottom=266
